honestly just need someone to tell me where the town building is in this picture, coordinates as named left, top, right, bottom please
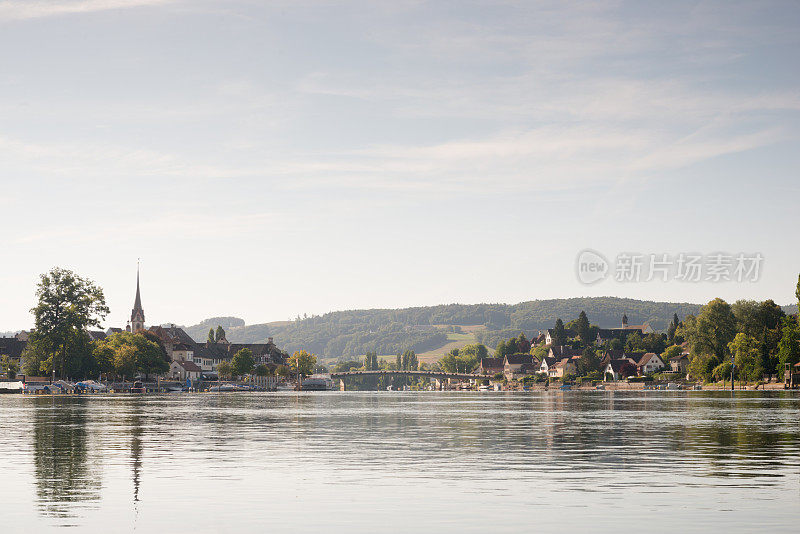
left=503, top=354, right=537, bottom=381
left=670, top=353, right=690, bottom=374
left=0, top=333, right=27, bottom=367
left=111, top=266, right=288, bottom=379
left=478, top=357, right=504, bottom=376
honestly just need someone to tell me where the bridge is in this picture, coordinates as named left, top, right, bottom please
left=329, top=370, right=491, bottom=381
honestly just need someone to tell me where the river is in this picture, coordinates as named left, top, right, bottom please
left=1, top=391, right=799, bottom=532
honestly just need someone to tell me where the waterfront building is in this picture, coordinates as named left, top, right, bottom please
left=670, top=353, right=690, bottom=373
left=503, top=354, right=537, bottom=381
left=478, top=357, right=504, bottom=375
left=0, top=333, right=27, bottom=368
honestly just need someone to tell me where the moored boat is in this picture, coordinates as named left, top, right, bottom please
left=301, top=374, right=334, bottom=391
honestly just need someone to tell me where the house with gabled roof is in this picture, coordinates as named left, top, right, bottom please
left=478, top=357, right=504, bottom=376
left=169, top=359, right=202, bottom=382
left=545, top=328, right=577, bottom=346
left=503, top=354, right=537, bottom=381
left=636, top=352, right=665, bottom=374
left=670, top=353, right=690, bottom=374
left=548, top=357, right=577, bottom=378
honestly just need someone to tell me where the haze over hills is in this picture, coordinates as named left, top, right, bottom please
left=181, top=297, right=798, bottom=361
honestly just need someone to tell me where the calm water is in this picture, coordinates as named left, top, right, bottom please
left=1, top=391, right=799, bottom=532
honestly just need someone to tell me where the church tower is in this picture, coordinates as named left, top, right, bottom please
left=131, top=264, right=145, bottom=333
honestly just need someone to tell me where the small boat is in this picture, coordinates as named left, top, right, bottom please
left=666, top=383, right=681, bottom=390
left=478, top=384, right=491, bottom=391
left=559, top=384, right=572, bottom=390
left=595, top=384, right=605, bottom=390
left=130, top=381, right=146, bottom=394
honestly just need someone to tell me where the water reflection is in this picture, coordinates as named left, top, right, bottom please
left=32, top=397, right=101, bottom=519
left=14, top=392, right=800, bottom=532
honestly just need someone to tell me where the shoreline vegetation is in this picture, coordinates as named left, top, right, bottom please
left=1, top=267, right=799, bottom=394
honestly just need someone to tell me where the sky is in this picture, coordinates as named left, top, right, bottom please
left=1, top=0, right=799, bottom=330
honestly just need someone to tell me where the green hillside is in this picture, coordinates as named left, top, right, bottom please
left=182, top=296, right=751, bottom=360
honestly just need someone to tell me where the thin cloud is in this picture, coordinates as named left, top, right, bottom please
left=0, top=0, right=178, bottom=21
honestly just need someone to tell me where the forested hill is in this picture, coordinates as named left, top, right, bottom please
left=182, top=297, right=725, bottom=360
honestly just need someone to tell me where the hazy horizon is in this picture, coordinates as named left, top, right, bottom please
left=2, top=0, right=799, bottom=329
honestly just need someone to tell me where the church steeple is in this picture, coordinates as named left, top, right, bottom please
left=131, top=262, right=145, bottom=332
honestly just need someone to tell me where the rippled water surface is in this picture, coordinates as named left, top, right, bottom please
left=2, top=391, right=799, bottom=532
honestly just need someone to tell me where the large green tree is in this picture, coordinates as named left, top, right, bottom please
left=231, top=348, right=255, bottom=376
left=690, top=298, right=737, bottom=362
left=577, top=346, right=601, bottom=376
left=575, top=311, right=591, bottom=346
left=28, top=268, right=109, bottom=378
left=289, top=350, right=317, bottom=377
left=777, top=317, right=800, bottom=379
left=363, top=351, right=379, bottom=371
left=94, top=332, right=169, bottom=380
left=667, top=313, right=680, bottom=343
left=552, top=318, right=567, bottom=347
left=729, top=333, right=763, bottom=382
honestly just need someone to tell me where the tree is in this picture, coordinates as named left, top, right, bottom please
left=208, top=329, right=215, bottom=343
left=517, top=333, right=531, bottom=353
left=667, top=313, right=680, bottom=343
left=691, top=298, right=736, bottom=362
left=729, top=333, right=763, bottom=383
left=460, top=344, right=488, bottom=360
left=575, top=311, right=591, bottom=346
left=777, top=317, right=800, bottom=379
left=712, top=361, right=733, bottom=385
left=687, top=354, right=716, bottom=382
left=289, top=350, right=316, bottom=377
left=494, top=340, right=507, bottom=359
left=217, top=360, right=233, bottom=380
left=625, top=331, right=644, bottom=352
left=439, top=348, right=478, bottom=374
left=619, top=361, right=637, bottom=378
left=254, top=364, right=270, bottom=377
left=363, top=351, right=378, bottom=371
left=796, top=273, right=800, bottom=307
left=114, top=344, right=138, bottom=379
left=231, top=348, right=255, bottom=377
left=661, top=345, right=683, bottom=362
left=215, top=326, right=226, bottom=342
left=552, top=318, right=567, bottom=347
left=28, top=268, right=109, bottom=378
left=1, top=355, right=19, bottom=379
left=275, top=364, right=290, bottom=378
left=577, top=346, right=601, bottom=376
left=94, top=332, right=169, bottom=380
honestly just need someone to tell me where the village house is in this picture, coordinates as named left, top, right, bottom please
left=638, top=353, right=666, bottom=374
left=169, top=359, right=202, bottom=382
left=548, top=357, right=577, bottom=378
left=603, top=352, right=666, bottom=380
left=0, top=333, right=27, bottom=369
left=548, top=345, right=583, bottom=360
left=539, top=356, right=558, bottom=375
left=503, top=354, right=537, bottom=381
left=670, top=353, right=690, bottom=374
left=478, top=357, right=504, bottom=376
left=544, top=328, right=577, bottom=345
left=604, top=359, right=633, bottom=381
